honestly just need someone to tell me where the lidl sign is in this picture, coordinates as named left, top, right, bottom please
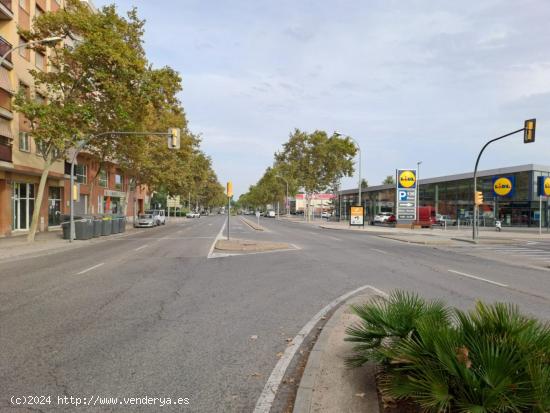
left=492, top=176, right=515, bottom=198
left=397, top=170, right=417, bottom=189
left=538, top=176, right=550, bottom=197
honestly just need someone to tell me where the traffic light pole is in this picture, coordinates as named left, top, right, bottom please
left=472, top=127, right=525, bottom=241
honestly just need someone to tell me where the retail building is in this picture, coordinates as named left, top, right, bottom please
left=336, top=164, right=550, bottom=227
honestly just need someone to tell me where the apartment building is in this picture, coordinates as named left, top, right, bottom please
left=0, top=0, right=66, bottom=237
left=0, top=0, right=147, bottom=237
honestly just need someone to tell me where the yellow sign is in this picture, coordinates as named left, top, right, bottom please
left=350, top=206, right=364, bottom=226
left=226, top=181, right=233, bottom=197
left=398, top=170, right=416, bottom=188
left=493, top=177, right=513, bottom=197
left=543, top=177, right=550, bottom=196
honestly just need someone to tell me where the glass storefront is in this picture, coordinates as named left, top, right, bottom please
left=48, top=187, right=62, bottom=226
left=336, top=168, right=550, bottom=227
left=12, top=183, right=35, bottom=231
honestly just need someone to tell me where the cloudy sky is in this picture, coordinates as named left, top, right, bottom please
left=96, top=0, right=550, bottom=196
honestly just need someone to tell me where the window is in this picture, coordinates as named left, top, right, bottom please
left=98, top=169, right=108, bottom=187
left=115, top=172, right=123, bottom=190
left=19, top=132, right=30, bottom=152
left=75, top=164, right=87, bottom=184
left=35, top=51, right=45, bottom=71
left=36, top=139, right=46, bottom=156
left=19, top=0, right=27, bottom=10
left=18, top=38, right=30, bottom=60
left=98, top=195, right=104, bottom=214
left=35, top=5, right=43, bottom=19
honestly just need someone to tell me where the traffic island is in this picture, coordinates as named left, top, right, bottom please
left=214, top=238, right=291, bottom=252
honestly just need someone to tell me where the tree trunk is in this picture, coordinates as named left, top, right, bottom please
left=88, top=163, right=101, bottom=214
left=27, top=159, right=54, bottom=242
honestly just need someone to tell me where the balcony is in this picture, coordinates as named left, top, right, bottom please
left=0, top=36, right=12, bottom=70
left=0, top=138, right=12, bottom=163
left=0, top=0, right=13, bottom=20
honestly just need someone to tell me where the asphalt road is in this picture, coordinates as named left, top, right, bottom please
left=1, top=215, right=549, bottom=412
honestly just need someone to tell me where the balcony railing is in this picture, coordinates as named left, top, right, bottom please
left=0, top=140, right=12, bottom=162
left=0, top=36, right=12, bottom=64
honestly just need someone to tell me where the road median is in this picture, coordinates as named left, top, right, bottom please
left=240, top=217, right=266, bottom=231
left=215, top=238, right=290, bottom=252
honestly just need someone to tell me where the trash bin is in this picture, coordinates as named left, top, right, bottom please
left=61, top=221, right=70, bottom=239
left=93, top=218, right=102, bottom=237
left=75, top=218, right=93, bottom=240
left=119, top=216, right=126, bottom=233
left=101, top=217, right=112, bottom=236
left=111, top=217, right=121, bottom=234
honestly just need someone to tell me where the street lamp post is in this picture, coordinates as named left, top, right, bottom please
left=69, top=129, right=181, bottom=242
left=334, top=131, right=362, bottom=211
left=417, top=161, right=422, bottom=224
left=276, top=175, right=289, bottom=216
left=471, top=120, right=536, bottom=241
left=0, top=36, right=63, bottom=66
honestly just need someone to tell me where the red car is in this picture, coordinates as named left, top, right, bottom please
left=387, top=214, right=396, bottom=223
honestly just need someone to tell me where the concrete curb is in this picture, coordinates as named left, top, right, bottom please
left=377, top=234, right=454, bottom=245
left=293, top=290, right=383, bottom=413
left=240, top=217, right=265, bottom=231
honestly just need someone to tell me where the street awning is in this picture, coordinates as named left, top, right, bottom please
left=0, top=118, right=13, bottom=140
left=0, top=66, right=13, bottom=94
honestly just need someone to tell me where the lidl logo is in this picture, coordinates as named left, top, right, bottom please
left=493, top=176, right=514, bottom=197
left=537, top=176, right=550, bottom=197
left=398, top=170, right=416, bottom=188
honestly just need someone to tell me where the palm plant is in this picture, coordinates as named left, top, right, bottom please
left=345, top=290, right=451, bottom=367
left=380, top=301, right=550, bottom=412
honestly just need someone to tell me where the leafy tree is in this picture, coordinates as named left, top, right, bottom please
left=383, top=175, right=395, bottom=185
left=274, top=129, right=356, bottom=220
left=16, top=0, right=151, bottom=241
left=361, top=179, right=369, bottom=189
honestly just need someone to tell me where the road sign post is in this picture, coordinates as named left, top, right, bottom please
left=226, top=181, right=233, bottom=240
left=396, top=169, right=417, bottom=225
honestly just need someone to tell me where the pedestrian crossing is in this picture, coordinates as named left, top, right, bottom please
left=458, top=244, right=550, bottom=264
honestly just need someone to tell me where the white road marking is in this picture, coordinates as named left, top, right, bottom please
left=448, top=269, right=508, bottom=287
left=253, top=285, right=388, bottom=413
left=76, top=263, right=105, bottom=275
left=207, top=220, right=227, bottom=259
left=134, top=244, right=148, bottom=251
left=371, top=248, right=388, bottom=255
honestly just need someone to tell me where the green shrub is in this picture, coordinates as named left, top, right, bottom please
left=346, top=291, right=550, bottom=412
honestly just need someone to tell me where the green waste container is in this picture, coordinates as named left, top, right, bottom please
left=101, top=217, right=112, bottom=236
left=119, top=216, right=126, bottom=233
left=93, top=218, right=102, bottom=237
left=61, top=221, right=70, bottom=239
left=75, top=218, right=93, bottom=240
left=111, top=217, right=121, bottom=234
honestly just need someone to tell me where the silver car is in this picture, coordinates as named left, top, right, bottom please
left=135, top=213, right=155, bottom=228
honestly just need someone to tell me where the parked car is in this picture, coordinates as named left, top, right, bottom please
left=435, top=214, right=455, bottom=226
left=135, top=213, right=156, bottom=228
left=264, top=210, right=276, bottom=218
left=145, top=209, right=166, bottom=226
left=186, top=211, right=200, bottom=218
left=321, top=211, right=332, bottom=218
left=387, top=214, right=397, bottom=224
left=374, top=212, right=392, bottom=224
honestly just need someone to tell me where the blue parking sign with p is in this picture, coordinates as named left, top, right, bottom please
left=399, top=191, right=407, bottom=201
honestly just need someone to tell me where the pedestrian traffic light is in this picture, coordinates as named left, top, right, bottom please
left=475, top=190, right=483, bottom=205
left=524, top=118, right=536, bottom=143
left=167, top=127, right=181, bottom=149
left=226, top=181, right=233, bottom=198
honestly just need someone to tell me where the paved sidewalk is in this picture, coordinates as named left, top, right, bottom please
left=294, top=290, right=381, bottom=413
left=280, top=216, right=550, bottom=243
left=0, top=223, right=140, bottom=262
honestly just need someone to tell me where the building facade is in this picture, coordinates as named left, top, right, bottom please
left=0, top=0, right=147, bottom=237
left=337, top=164, right=550, bottom=227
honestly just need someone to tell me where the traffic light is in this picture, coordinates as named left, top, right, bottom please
left=72, top=183, right=79, bottom=201
left=226, top=181, right=233, bottom=198
left=167, top=128, right=181, bottom=149
left=524, top=118, right=536, bottom=143
left=475, top=190, right=483, bottom=206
